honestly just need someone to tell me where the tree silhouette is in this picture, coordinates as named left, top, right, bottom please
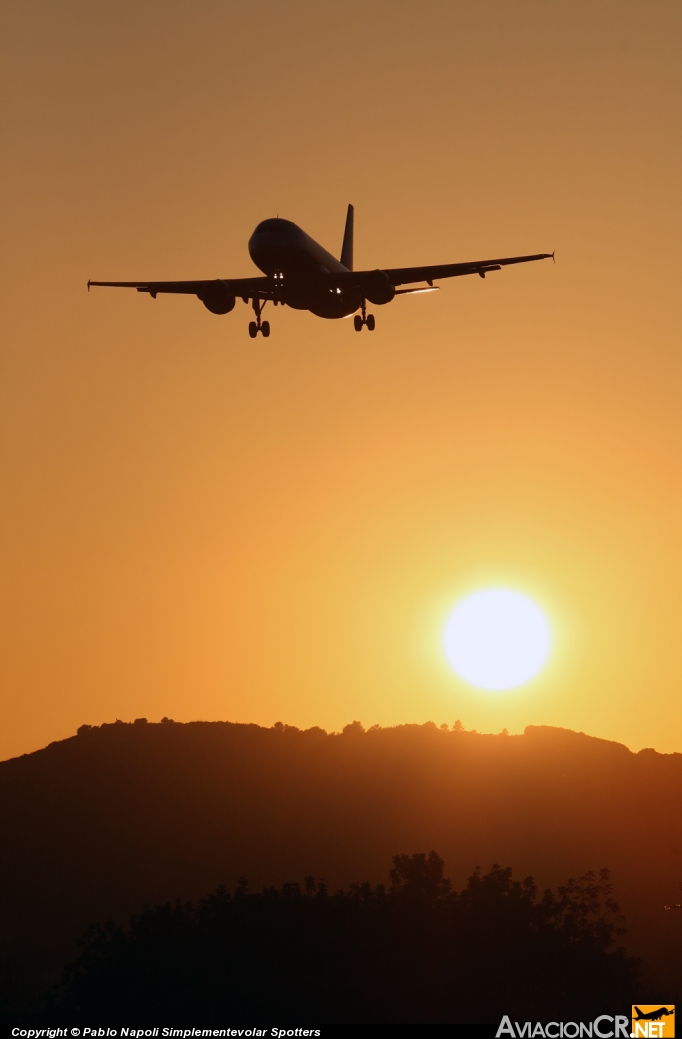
left=389, top=850, right=451, bottom=905
left=45, top=854, right=639, bottom=1025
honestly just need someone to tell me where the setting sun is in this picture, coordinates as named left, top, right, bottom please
left=443, top=589, right=551, bottom=691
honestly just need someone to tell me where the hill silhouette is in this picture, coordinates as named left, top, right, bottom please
left=1, top=719, right=681, bottom=1013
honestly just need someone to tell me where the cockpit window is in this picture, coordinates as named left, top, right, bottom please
left=255, top=219, right=286, bottom=234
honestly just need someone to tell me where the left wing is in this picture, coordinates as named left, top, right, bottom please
left=335, top=252, right=553, bottom=290
left=382, top=251, right=553, bottom=286
left=87, top=277, right=272, bottom=301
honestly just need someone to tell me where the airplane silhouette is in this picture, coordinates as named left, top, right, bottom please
left=88, top=205, right=553, bottom=338
left=634, top=1008, right=674, bottom=1021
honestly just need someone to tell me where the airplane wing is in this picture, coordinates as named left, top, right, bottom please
left=87, top=277, right=272, bottom=301
left=384, top=252, right=553, bottom=285
left=346, top=252, right=554, bottom=288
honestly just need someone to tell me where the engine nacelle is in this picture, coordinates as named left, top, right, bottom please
left=199, top=281, right=236, bottom=315
left=364, top=269, right=395, bottom=306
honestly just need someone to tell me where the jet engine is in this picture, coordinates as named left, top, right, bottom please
left=363, top=269, right=395, bottom=306
left=199, top=281, right=236, bottom=315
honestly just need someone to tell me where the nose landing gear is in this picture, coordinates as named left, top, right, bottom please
left=249, top=298, right=270, bottom=338
left=353, top=299, right=375, bottom=332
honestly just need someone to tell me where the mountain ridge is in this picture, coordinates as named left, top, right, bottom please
left=1, top=718, right=680, bottom=1001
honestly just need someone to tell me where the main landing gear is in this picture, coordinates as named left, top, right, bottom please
left=248, top=298, right=270, bottom=338
left=353, top=300, right=375, bottom=332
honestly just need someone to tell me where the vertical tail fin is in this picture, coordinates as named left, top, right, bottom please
left=340, top=204, right=354, bottom=270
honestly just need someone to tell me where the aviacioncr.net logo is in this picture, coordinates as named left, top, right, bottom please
left=631, top=1006, right=675, bottom=1038
left=496, top=1016, right=630, bottom=1037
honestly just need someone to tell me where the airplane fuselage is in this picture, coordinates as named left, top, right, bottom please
left=248, top=218, right=360, bottom=318
left=87, top=205, right=553, bottom=338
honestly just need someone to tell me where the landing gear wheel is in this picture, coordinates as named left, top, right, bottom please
left=248, top=321, right=258, bottom=338
left=261, top=320, right=270, bottom=338
left=354, top=315, right=363, bottom=332
left=366, top=314, right=375, bottom=331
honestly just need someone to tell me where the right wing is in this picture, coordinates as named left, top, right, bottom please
left=87, top=277, right=272, bottom=301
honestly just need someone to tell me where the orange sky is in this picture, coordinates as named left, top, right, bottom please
left=1, top=0, right=681, bottom=760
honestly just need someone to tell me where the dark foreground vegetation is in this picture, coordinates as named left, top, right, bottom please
left=44, top=853, right=637, bottom=1024
left=2, top=719, right=681, bottom=1018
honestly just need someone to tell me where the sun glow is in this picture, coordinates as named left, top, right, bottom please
left=443, top=589, right=551, bottom=691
